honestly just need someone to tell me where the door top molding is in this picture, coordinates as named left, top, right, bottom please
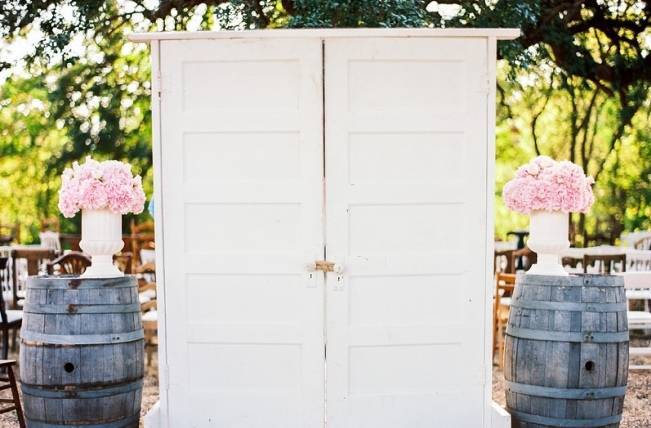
left=128, top=28, right=520, bottom=43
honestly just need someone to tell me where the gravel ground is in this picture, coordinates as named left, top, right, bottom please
left=1, top=350, right=649, bottom=427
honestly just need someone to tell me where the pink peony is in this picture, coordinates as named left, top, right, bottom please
left=58, top=157, right=146, bottom=218
left=503, top=156, right=594, bottom=214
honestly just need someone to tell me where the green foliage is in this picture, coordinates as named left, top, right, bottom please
left=287, top=0, right=430, bottom=28
left=0, top=0, right=649, bottom=244
left=494, top=60, right=651, bottom=243
left=0, top=74, right=66, bottom=241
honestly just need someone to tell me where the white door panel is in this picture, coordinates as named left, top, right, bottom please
left=324, top=38, right=489, bottom=427
left=160, top=38, right=325, bottom=428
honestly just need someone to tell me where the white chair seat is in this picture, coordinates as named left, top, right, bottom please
left=2, top=310, right=22, bottom=324
left=142, top=310, right=157, bottom=322
left=138, top=294, right=152, bottom=304
left=627, top=290, right=651, bottom=300
left=140, top=289, right=156, bottom=299
left=628, top=310, right=651, bottom=328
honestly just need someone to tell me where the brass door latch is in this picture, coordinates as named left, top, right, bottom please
left=314, top=260, right=335, bottom=272
left=308, top=260, right=343, bottom=273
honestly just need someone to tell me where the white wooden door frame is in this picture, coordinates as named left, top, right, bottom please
left=141, top=31, right=511, bottom=428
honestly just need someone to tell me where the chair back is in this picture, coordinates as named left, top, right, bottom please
left=40, top=217, right=60, bottom=232
left=510, top=247, right=537, bottom=272
left=135, top=262, right=156, bottom=285
left=46, top=252, right=91, bottom=276
left=0, top=224, right=19, bottom=246
left=113, top=252, right=133, bottom=274
left=583, top=254, right=626, bottom=274
left=130, top=220, right=155, bottom=270
left=11, top=248, right=55, bottom=308
left=495, top=273, right=516, bottom=298
left=494, top=250, right=515, bottom=274
left=634, top=236, right=651, bottom=251
left=59, top=233, right=81, bottom=252
left=39, top=231, right=61, bottom=253
left=0, top=258, right=10, bottom=325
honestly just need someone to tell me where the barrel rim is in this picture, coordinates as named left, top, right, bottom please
left=26, top=275, right=137, bottom=290
left=517, top=273, right=625, bottom=287
left=507, top=409, right=622, bottom=427
left=25, top=413, right=140, bottom=428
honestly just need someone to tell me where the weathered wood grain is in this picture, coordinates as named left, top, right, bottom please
left=505, top=274, right=629, bottom=428
left=19, top=275, right=144, bottom=427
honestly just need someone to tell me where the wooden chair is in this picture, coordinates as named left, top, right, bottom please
left=46, top=252, right=92, bottom=276
left=0, top=224, right=18, bottom=247
left=510, top=247, right=537, bottom=272
left=583, top=254, right=626, bottom=274
left=0, top=258, right=11, bottom=313
left=139, top=281, right=157, bottom=311
left=494, top=249, right=514, bottom=274
left=617, top=272, right=651, bottom=370
left=10, top=248, right=55, bottom=309
left=135, top=260, right=158, bottom=367
left=0, top=259, right=21, bottom=360
left=142, top=302, right=158, bottom=368
left=493, top=273, right=516, bottom=368
left=40, top=217, right=60, bottom=232
left=59, top=233, right=81, bottom=252
left=130, top=220, right=155, bottom=271
left=562, top=256, right=582, bottom=271
left=113, top=252, right=133, bottom=275
left=135, top=261, right=156, bottom=287
left=634, top=236, right=651, bottom=251
left=0, top=360, right=25, bottom=427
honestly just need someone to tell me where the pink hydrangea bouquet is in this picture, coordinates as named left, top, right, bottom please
left=502, top=156, right=595, bottom=214
left=58, top=157, right=146, bottom=218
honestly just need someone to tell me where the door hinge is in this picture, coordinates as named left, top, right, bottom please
left=152, top=70, right=162, bottom=100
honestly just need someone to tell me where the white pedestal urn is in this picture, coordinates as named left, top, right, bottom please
left=526, top=210, right=569, bottom=276
left=502, top=156, right=595, bottom=278
left=59, top=157, right=146, bottom=279
left=79, top=208, right=124, bottom=278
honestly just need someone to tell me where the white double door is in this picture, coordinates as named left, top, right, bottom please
left=160, top=37, right=489, bottom=427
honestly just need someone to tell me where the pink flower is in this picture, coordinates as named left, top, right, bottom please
left=58, top=157, right=146, bottom=217
left=502, top=156, right=594, bottom=214
left=524, top=163, right=540, bottom=176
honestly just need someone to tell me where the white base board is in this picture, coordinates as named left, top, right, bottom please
left=142, top=399, right=510, bottom=427
left=144, top=400, right=161, bottom=428
left=491, top=401, right=511, bottom=428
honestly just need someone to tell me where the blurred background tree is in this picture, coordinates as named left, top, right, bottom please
left=0, top=0, right=649, bottom=243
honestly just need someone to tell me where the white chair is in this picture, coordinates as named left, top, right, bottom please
left=617, top=272, right=651, bottom=370
left=39, top=231, right=61, bottom=253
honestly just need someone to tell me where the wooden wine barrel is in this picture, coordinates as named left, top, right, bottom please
left=19, top=276, right=144, bottom=427
left=504, top=274, right=629, bottom=428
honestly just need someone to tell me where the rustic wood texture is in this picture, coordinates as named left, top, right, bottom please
left=505, top=274, right=629, bottom=428
left=19, top=276, right=144, bottom=427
